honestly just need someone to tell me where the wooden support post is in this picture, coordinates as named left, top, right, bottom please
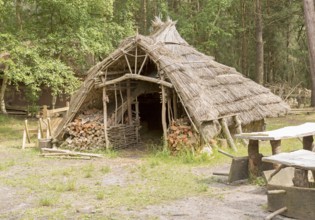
left=134, top=45, right=138, bottom=74
left=220, top=118, right=237, bottom=152
left=293, top=168, right=309, bottom=187
left=248, top=139, right=261, bottom=178
left=119, top=88, right=124, bottom=124
left=127, top=80, right=132, bottom=125
left=167, top=94, right=172, bottom=123
left=233, top=115, right=247, bottom=146
left=135, top=97, right=140, bottom=143
left=172, top=92, right=178, bottom=120
left=114, top=84, right=118, bottom=125
left=303, top=135, right=314, bottom=151
left=161, top=76, right=168, bottom=149
left=42, top=105, right=48, bottom=119
left=270, top=140, right=281, bottom=169
left=103, top=86, right=110, bottom=149
left=302, top=136, right=315, bottom=179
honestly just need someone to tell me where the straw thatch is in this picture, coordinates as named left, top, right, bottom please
left=54, top=18, right=289, bottom=144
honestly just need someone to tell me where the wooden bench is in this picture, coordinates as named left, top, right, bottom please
left=235, top=122, right=315, bottom=178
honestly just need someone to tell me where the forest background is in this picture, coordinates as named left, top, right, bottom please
left=0, top=0, right=312, bottom=107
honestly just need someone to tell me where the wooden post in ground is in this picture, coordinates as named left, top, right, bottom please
left=127, top=80, right=132, bottom=125
left=103, top=86, right=109, bottom=149
left=135, top=97, right=140, bottom=143
left=172, top=92, right=178, bottom=120
left=270, top=140, right=281, bottom=169
left=220, top=118, right=237, bottom=151
left=293, top=169, right=309, bottom=188
left=302, top=135, right=315, bottom=180
left=248, top=139, right=261, bottom=178
left=161, top=75, right=168, bottom=149
left=303, top=135, right=314, bottom=151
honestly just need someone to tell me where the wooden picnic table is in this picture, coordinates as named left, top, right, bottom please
left=263, top=149, right=315, bottom=188
left=235, top=122, right=315, bottom=177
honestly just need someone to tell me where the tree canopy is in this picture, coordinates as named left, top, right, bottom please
left=0, top=0, right=313, bottom=108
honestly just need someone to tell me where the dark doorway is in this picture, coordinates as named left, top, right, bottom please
left=138, top=93, right=163, bottom=139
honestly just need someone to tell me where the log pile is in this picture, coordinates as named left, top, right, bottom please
left=167, top=118, right=199, bottom=153
left=62, top=109, right=106, bottom=150
left=62, top=108, right=139, bottom=150
left=41, top=148, right=103, bottom=160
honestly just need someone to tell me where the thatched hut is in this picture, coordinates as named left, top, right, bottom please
left=54, top=18, right=289, bottom=150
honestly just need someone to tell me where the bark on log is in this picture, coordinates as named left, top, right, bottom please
left=292, top=168, right=309, bottom=188
left=248, top=140, right=261, bottom=178
left=270, top=140, right=281, bottom=169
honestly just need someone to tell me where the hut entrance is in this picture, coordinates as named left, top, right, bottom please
left=138, top=93, right=163, bottom=142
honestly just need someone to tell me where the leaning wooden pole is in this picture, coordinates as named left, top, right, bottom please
left=220, top=118, right=237, bottom=152
left=102, top=86, right=109, bottom=149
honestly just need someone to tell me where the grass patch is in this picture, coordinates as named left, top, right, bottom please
left=39, top=195, right=58, bottom=207
left=100, top=165, right=111, bottom=174
left=102, top=163, right=212, bottom=208
left=0, top=159, right=15, bottom=171
left=96, top=191, right=105, bottom=200
left=0, top=114, right=313, bottom=218
left=83, top=164, right=95, bottom=178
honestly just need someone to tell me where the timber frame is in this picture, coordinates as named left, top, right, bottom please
left=54, top=18, right=289, bottom=150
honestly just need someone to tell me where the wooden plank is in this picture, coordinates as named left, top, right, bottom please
left=235, top=122, right=315, bottom=140
left=262, top=149, right=315, bottom=170
left=228, top=156, right=249, bottom=183
left=267, top=184, right=315, bottom=219
left=47, top=107, right=69, bottom=115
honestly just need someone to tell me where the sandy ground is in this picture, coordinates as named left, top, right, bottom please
left=0, top=150, right=292, bottom=220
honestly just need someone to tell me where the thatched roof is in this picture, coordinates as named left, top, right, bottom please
left=54, top=18, right=289, bottom=139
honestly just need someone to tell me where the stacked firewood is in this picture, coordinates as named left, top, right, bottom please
left=62, top=109, right=106, bottom=150
left=167, top=118, right=199, bottom=153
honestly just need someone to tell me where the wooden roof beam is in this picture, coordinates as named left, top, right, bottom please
left=95, top=73, right=173, bottom=88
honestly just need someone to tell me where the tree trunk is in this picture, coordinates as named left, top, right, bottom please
left=16, top=0, right=23, bottom=31
left=303, top=0, right=315, bottom=106
left=255, top=0, right=264, bottom=84
left=0, top=74, right=8, bottom=114
left=143, top=0, right=147, bottom=34
left=241, top=0, right=248, bottom=76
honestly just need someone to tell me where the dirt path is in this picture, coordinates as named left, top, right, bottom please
left=0, top=146, right=291, bottom=220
